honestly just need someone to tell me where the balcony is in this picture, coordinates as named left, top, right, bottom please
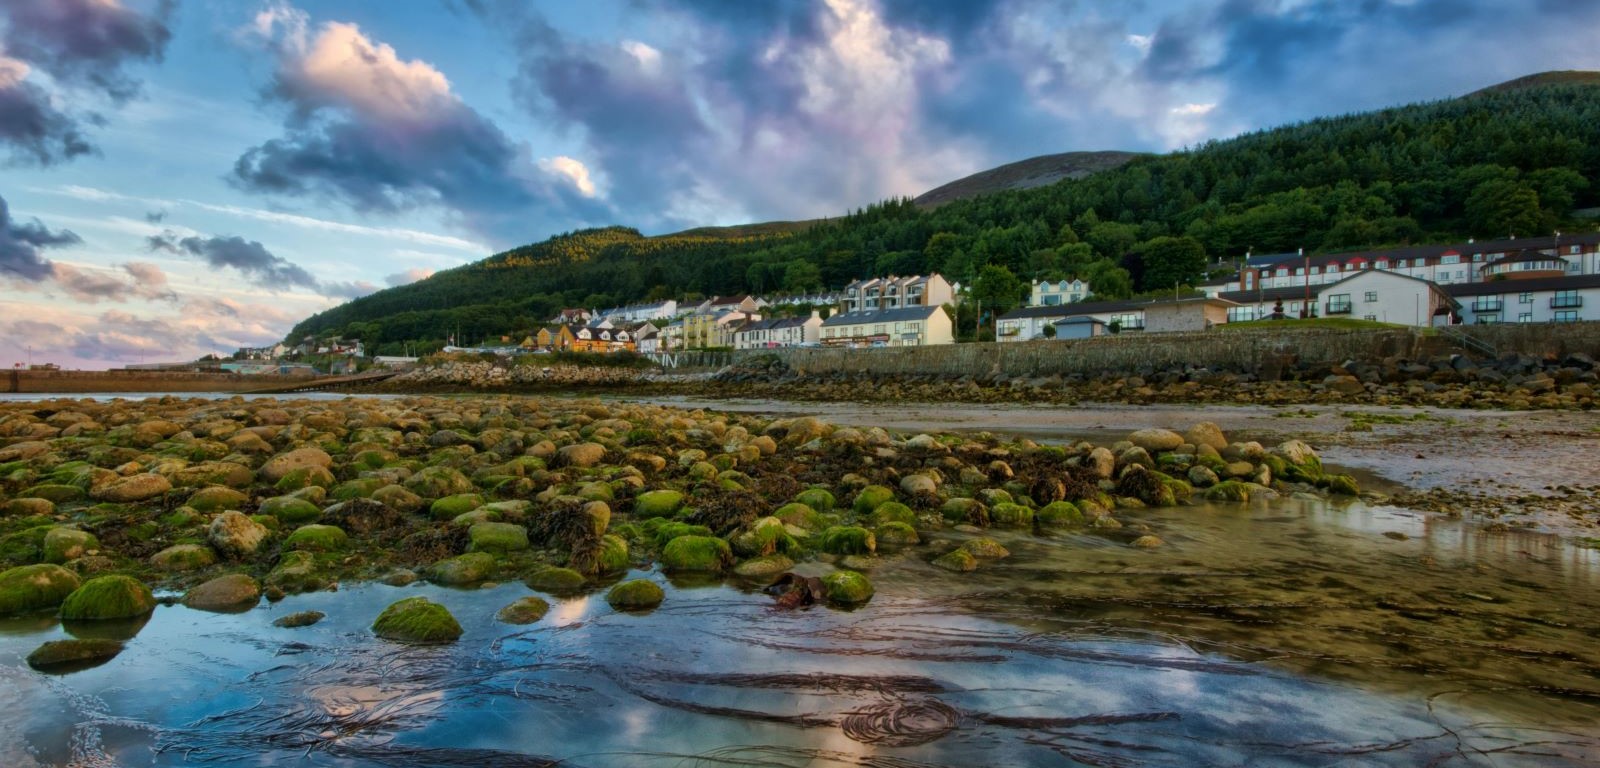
left=1551, top=296, right=1584, bottom=309
left=1471, top=299, right=1503, bottom=312
left=1325, top=301, right=1353, bottom=315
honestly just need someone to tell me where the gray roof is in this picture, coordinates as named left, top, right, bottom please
left=1053, top=316, right=1107, bottom=325
left=822, top=305, right=944, bottom=326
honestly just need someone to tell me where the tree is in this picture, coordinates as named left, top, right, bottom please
left=923, top=232, right=963, bottom=273
left=782, top=260, right=823, bottom=293
left=1465, top=179, right=1547, bottom=237
left=1133, top=236, right=1208, bottom=291
left=971, top=264, right=1026, bottom=315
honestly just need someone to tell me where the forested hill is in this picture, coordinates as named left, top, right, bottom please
left=289, top=75, right=1600, bottom=354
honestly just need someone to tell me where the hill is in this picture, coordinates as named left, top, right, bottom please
left=1469, top=70, right=1600, bottom=96
left=913, top=151, right=1142, bottom=208
left=288, top=74, right=1600, bottom=354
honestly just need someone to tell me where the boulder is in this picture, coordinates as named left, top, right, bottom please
left=258, top=496, right=321, bottom=524
left=556, top=442, right=607, bottom=468
left=182, top=573, right=261, bottom=612
left=26, top=638, right=124, bottom=672
left=208, top=511, right=268, bottom=559
left=283, top=524, right=349, bottom=552
left=606, top=579, right=664, bottom=611
left=496, top=596, right=550, bottom=624
left=428, top=553, right=496, bottom=585
left=42, top=528, right=99, bottom=564
left=661, top=535, right=734, bottom=572
left=1183, top=422, right=1228, bottom=450
left=372, top=597, right=462, bottom=643
left=1128, top=429, right=1184, bottom=453
left=59, top=575, right=155, bottom=620
left=260, top=447, right=333, bottom=482
left=0, top=563, right=81, bottom=616
left=468, top=522, right=529, bottom=554
left=150, top=544, right=217, bottom=572
left=186, top=486, right=249, bottom=513
left=91, top=473, right=171, bottom=503
left=821, top=570, right=873, bottom=606
left=526, top=566, right=586, bottom=593
left=633, top=489, right=685, bottom=518
left=272, top=611, right=325, bottom=628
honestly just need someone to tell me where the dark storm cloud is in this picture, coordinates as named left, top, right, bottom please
left=0, top=78, right=95, bottom=165
left=1, top=0, right=175, bottom=102
left=233, top=10, right=611, bottom=246
left=146, top=231, right=318, bottom=290
left=0, top=192, right=81, bottom=281
left=0, top=0, right=175, bottom=165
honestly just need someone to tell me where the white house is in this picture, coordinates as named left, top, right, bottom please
left=997, top=300, right=1147, bottom=341
left=1029, top=278, right=1091, bottom=307
left=1448, top=274, right=1600, bottom=324
left=1217, top=269, right=1458, bottom=327
left=821, top=305, right=954, bottom=347
left=734, top=311, right=824, bottom=350
left=599, top=300, right=677, bottom=324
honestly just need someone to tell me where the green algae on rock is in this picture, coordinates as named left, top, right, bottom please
left=272, top=610, right=325, bottom=628
left=284, top=524, right=350, bottom=552
left=150, top=544, right=217, bottom=572
left=661, top=535, right=734, bottom=573
left=606, top=579, right=664, bottom=611
left=26, top=638, right=124, bottom=672
left=60, top=575, right=155, bottom=620
left=372, top=597, right=462, bottom=643
left=496, top=596, right=550, bottom=624
left=0, top=563, right=82, bottom=616
left=526, top=566, right=587, bottom=593
left=428, top=552, right=497, bottom=586
left=822, top=570, right=874, bottom=606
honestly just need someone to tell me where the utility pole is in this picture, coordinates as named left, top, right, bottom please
left=1301, top=247, right=1309, bottom=318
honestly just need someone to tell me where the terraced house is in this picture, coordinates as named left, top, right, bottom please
left=821, top=305, right=954, bottom=347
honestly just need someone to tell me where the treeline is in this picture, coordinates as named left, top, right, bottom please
left=290, top=83, right=1600, bottom=350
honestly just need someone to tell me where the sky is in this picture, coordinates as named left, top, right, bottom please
left=2, top=0, right=1598, bottom=369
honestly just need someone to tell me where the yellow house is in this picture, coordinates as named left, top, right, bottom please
left=535, top=325, right=576, bottom=350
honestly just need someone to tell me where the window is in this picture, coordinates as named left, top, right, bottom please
left=1325, top=293, right=1353, bottom=314
left=1363, top=315, right=1377, bottom=322
left=1364, top=291, right=1378, bottom=302
left=1518, top=312, right=1533, bottom=323
left=1441, top=254, right=1460, bottom=265
left=1556, top=310, right=1580, bottom=323
left=1472, top=298, right=1503, bottom=312
left=1043, top=295, right=1061, bottom=306
left=1520, top=292, right=1533, bottom=304
left=1552, top=291, right=1583, bottom=309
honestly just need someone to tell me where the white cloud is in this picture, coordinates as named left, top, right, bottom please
left=620, top=40, right=662, bottom=75
left=1171, top=102, right=1217, bottom=116
left=537, top=156, right=598, bottom=198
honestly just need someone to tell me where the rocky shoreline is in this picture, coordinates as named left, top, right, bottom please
left=366, top=349, right=1600, bottom=409
left=1, top=395, right=1353, bottom=650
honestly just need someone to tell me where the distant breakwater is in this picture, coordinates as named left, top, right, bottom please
left=7, top=369, right=316, bottom=395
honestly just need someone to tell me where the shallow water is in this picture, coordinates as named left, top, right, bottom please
left=4, top=498, right=1597, bottom=767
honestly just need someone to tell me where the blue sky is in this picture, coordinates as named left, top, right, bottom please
left=3, top=0, right=1598, bottom=368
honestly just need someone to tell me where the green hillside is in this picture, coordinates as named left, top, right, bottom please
left=913, top=151, right=1144, bottom=208
left=289, top=73, right=1600, bottom=354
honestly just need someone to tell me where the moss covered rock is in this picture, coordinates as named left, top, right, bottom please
left=428, top=552, right=497, bottom=586
left=187, top=486, right=249, bottom=513
left=939, top=497, right=986, bottom=525
left=150, top=543, right=217, bottom=572
left=372, top=597, right=462, bottom=643
left=989, top=503, right=1034, bottom=528
left=869, top=502, right=916, bottom=527
left=0, top=563, right=81, bottom=616
left=818, top=526, right=876, bottom=556
left=933, top=548, right=978, bottom=572
left=851, top=485, right=896, bottom=515
left=661, top=535, right=734, bottom=573
left=1204, top=480, right=1250, bottom=503
left=258, top=496, right=321, bottom=525
left=266, top=551, right=330, bottom=594
left=26, top=638, right=124, bottom=672
left=371, top=484, right=424, bottom=514
left=4, top=497, right=55, bottom=517
left=526, top=566, right=586, bottom=593
left=92, top=473, right=171, bottom=503
left=284, top=524, right=349, bottom=552
left=430, top=493, right=485, bottom=521
left=60, top=575, right=155, bottom=620
left=794, top=488, right=835, bottom=513
left=874, top=522, right=920, bottom=550
left=1035, top=501, right=1085, bottom=530
left=962, top=538, right=1010, bottom=559
left=273, top=466, right=336, bottom=492
left=272, top=610, right=325, bottom=628
left=404, top=466, right=474, bottom=499
left=1325, top=474, right=1361, bottom=496
left=606, top=579, right=664, bottom=611
left=20, top=484, right=84, bottom=504
left=633, top=489, right=686, bottom=518
left=261, top=447, right=333, bottom=482
left=822, top=570, right=874, bottom=606
left=651, top=521, right=714, bottom=547
left=773, top=502, right=823, bottom=530
left=468, top=522, right=529, bottom=554
left=597, top=534, right=629, bottom=573
left=496, top=596, right=550, bottom=624
left=43, top=528, right=99, bottom=564
left=733, top=554, right=794, bottom=578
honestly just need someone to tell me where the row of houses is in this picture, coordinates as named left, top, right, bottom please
left=998, top=240, right=1600, bottom=341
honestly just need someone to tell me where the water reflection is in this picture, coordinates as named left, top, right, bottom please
left=0, top=497, right=1596, bottom=766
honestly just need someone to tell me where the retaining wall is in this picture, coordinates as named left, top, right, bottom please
left=732, top=322, right=1600, bottom=379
